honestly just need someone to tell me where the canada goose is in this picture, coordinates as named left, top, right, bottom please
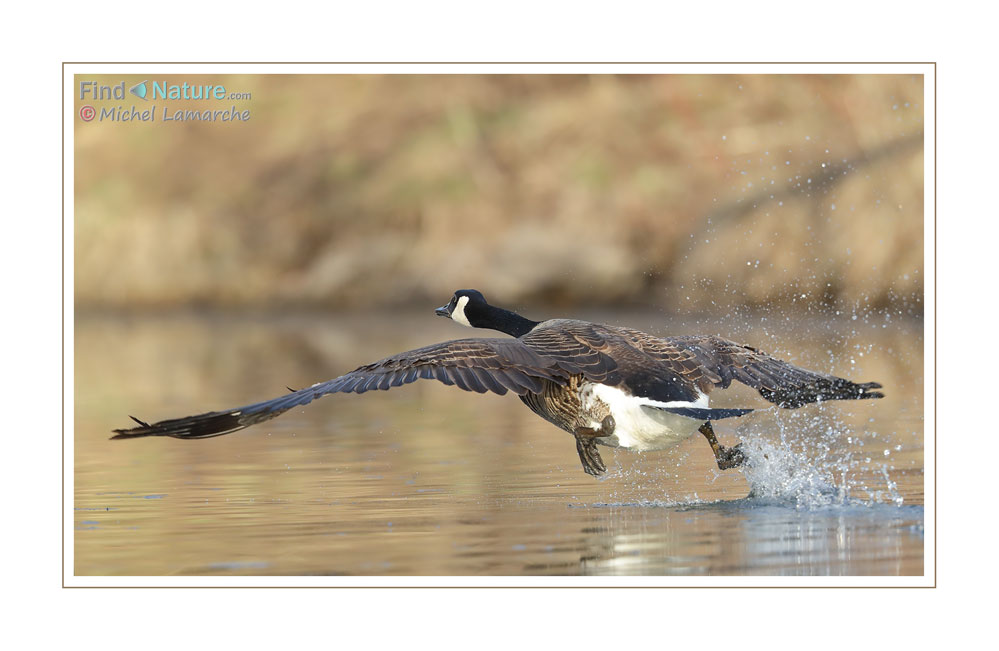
left=112, top=289, right=884, bottom=477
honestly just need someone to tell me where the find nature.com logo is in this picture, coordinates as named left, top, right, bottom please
left=78, top=79, right=252, bottom=123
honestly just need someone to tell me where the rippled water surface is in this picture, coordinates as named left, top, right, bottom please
left=74, top=309, right=924, bottom=577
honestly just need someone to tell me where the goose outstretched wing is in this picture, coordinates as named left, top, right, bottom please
left=660, top=335, right=884, bottom=408
left=111, top=338, right=570, bottom=440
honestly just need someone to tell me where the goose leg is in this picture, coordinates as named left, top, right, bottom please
left=698, top=421, right=746, bottom=470
left=574, top=415, right=615, bottom=477
left=575, top=436, right=605, bottom=476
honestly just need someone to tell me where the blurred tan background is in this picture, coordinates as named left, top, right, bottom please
left=74, top=74, right=923, bottom=313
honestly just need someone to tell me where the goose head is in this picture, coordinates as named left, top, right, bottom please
left=435, top=289, right=488, bottom=328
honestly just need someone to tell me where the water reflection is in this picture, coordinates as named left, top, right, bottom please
left=74, top=309, right=924, bottom=577
left=575, top=501, right=923, bottom=575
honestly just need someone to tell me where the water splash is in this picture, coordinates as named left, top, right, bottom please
left=737, top=411, right=905, bottom=509
left=740, top=437, right=843, bottom=508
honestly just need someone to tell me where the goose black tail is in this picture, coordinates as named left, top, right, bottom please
left=647, top=406, right=754, bottom=420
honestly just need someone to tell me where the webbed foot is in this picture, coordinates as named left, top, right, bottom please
left=575, top=436, right=606, bottom=476
left=573, top=415, right=615, bottom=477
left=716, top=442, right=746, bottom=470
left=699, top=421, right=747, bottom=470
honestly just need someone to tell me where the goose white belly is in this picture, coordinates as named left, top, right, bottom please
left=581, top=382, right=707, bottom=452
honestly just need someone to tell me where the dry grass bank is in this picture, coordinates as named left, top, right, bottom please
left=75, top=73, right=924, bottom=315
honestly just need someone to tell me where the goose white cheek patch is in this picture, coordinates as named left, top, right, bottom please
left=451, top=295, right=472, bottom=327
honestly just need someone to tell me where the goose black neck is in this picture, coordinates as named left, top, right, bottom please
left=481, top=304, right=540, bottom=338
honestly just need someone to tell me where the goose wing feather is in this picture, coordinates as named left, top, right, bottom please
left=661, top=335, right=884, bottom=408
left=518, top=321, right=621, bottom=381
left=522, top=321, right=705, bottom=403
left=111, top=338, right=569, bottom=440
